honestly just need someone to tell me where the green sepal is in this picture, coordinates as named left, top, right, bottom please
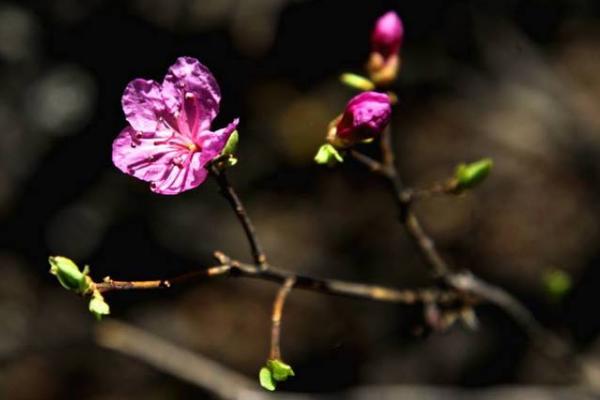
left=454, top=158, right=493, bottom=191
left=314, top=144, right=343, bottom=166
left=89, top=292, right=110, bottom=320
left=49, top=256, right=91, bottom=294
left=340, top=73, right=375, bottom=91
left=259, top=367, right=276, bottom=391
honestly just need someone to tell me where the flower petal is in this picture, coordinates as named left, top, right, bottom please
left=150, top=152, right=209, bottom=195
left=122, top=79, right=165, bottom=133
left=112, top=126, right=182, bottom=183
left=197, top=118, right=239, bottom=162
left=162, top=57, right=221, bottom=134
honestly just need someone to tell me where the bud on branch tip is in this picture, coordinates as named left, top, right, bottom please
left=454, top=158, right=493, bottom=191
left=48, top=256, right=91, bottom=294
left=49, top=255, right=111, bottom=319
left=259, top=359, right=295, bottom=391
left=326, top=91, right=392, bottom=148
left=368, top=11, right=404, bottom=86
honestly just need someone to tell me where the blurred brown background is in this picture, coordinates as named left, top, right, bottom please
left=1, top=0, right=600, bottom=398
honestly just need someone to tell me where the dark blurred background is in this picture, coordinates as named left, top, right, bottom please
left=2, top=0, right=600, bottom=398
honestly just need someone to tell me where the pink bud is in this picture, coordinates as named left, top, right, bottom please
left=371, top=11, right=404, bottom=60
left=328, top=91, right=392, bottom=147
left=367, top=11, right=404, bottom=86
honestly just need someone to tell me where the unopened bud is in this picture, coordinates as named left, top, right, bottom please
left=454, top=158, right=493, bottom=191
left=49, top=256, right=91, bottom=294
left=327, top=91, right=391, bottom=148
left=267, top=359, right=295, bottom=382
left=258, top=359, right=295, bottom=391
left=368, top=11, right=404, bottom=86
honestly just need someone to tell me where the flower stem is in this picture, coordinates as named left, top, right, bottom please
left=209, top=165, right=268, bottom=268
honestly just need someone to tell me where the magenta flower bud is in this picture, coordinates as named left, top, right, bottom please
left=368, top=11, right=404, bottom=86
left=328, top=91, right=392, bottom=147
left=371, top=11, right=404, bottom=60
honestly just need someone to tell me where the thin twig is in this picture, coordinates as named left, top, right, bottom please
left=348, top=149, right=387, bottom=174
left=350, top=130, right=577, bottom=364
left=210, top=165, right=268, bottom=268
left=95, top=252, right=467, bottom=306
left=449, top=272, right=573, bottom=359
left=270, top=277, right=296, bottom=360
left=380, top=126, right=395, bottom=168
left=96, top=265, right=231, bottom=291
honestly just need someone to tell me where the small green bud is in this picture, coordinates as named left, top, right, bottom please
left=258, top=359, right=295, bottom=391
left=259, top=367, right=276, bottom=391
left=221, top=130, right=239, bottom=156
left=340, top=73, right=375, bottom=91
left=454, top=158, right=493, bottom=191
left=314, top=144, right=343, bottom=166
left=89, top=292, right=110, bottom=320
left=543, top=268, right=572, bottom=300
left=49, top=256, right=91, bottom=294
left=267, top=359, right=295, bottom=382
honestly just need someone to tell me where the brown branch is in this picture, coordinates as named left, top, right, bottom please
left=270, top=277, right=296, bottom=360
left=449, top=272, right=573, bottom=360
left=349, top=131, right=577, bottom=364
left=95, top=252, right=467, bottom=307
left=210, top=165, right=268, bottom=268
left=96, top=265, right=231, bottom=292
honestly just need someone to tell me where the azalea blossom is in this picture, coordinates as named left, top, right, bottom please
left=327, top=91, right=392, bottom=147
left=367, top=11, right=404, bottom=86
left=112, top=57, right=238, bottom=195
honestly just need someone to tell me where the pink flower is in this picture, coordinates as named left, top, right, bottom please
left=367, top=11, right=404, bottom=86
left=328, top=91, right=391, bottom=147
left=112, top=57, right=238, bottom=195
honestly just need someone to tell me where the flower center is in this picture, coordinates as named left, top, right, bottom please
left=187, top=143, right=198, bottom=152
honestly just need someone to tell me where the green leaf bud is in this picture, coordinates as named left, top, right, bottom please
left=454, top=158, right=493, bottom=191
left=48, top=256, right=91, bottom=294
left=314, top=144, right=343, bottom=166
